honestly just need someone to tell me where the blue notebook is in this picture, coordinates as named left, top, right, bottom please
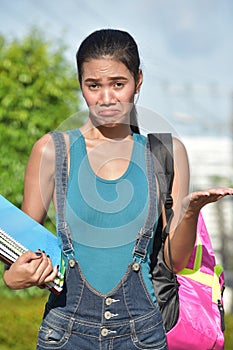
left=0, top=195, right=64, bottom=293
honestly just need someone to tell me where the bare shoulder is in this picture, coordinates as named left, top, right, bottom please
left=172, top=136, right=189, bottom=164
left=171, top=136, right=190, bottom=194
left=172, top=136, right=187, bottom=154
left=30, top=133, right=55, bottom=162
left=31, top=131, right=69, bottom=159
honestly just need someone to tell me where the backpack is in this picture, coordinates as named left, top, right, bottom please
left=148, top=133, right=225, bottom=350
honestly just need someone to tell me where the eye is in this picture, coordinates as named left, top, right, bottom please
left=114, top=82, right=124, bottom=88
left=89, top=83, right=99, bottom=90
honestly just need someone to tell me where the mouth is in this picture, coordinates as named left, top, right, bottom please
left=98, top=109, right=121, bottom=117
left=89, top=105, right=131, bottom=127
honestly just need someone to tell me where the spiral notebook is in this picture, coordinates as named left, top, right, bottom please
left=0, top=195, right=65, bottom=294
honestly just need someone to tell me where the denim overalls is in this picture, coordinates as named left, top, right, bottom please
left=36, top=132, right=167, bottom=350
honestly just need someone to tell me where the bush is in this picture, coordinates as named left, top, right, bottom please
left=0, top=28, right=83, bottom=299
left=0, top=29, right=83, bottom=208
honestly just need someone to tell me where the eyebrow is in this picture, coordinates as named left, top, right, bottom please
left=84, top=76, right=128, bottom=83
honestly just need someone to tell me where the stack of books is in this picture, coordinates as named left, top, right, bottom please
left=0, top=195, right=65, bottom=294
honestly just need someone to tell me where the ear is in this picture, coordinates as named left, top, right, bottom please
left=135, top=69, right=143, bottom=94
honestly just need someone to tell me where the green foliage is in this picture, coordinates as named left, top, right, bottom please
left=0, top=29, right=83, bottom=207
left=0, top=29, right=83, bottom=298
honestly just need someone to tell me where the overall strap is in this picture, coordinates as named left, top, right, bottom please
left=50, top=131, right=75, bottom=263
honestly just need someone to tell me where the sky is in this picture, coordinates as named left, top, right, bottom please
left=0, top=0, right=232, bottom=137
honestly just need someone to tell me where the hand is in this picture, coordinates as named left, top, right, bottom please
left=182, top=187, right=233, bottom=218
left=3, top=250, right=58, bottom=290
left=168, top=187, right=233, bottom=272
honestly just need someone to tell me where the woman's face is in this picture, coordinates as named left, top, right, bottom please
left=81, top=57, right=142, bottom=128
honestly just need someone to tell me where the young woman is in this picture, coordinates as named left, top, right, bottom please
left=3, top=29, right=233, bottom=349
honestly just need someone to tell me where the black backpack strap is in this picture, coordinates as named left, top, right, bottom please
left=133, top=137, right=159, bottom=260
left=148, top=133, right=174, bottom=269
left=148, top=133, right=174, bottom=231
left=149, top=134, right=180, bottom=332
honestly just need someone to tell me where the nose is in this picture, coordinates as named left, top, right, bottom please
left=99, top=87, right=115, bottom=106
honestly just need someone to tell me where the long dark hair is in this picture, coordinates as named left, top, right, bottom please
left=76, top=29, right=141, bottom=134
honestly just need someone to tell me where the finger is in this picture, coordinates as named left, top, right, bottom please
left=34, top=253, right=54, bottom=285
left=208, top=187, right=233, bottom=196
left=17, top=250, right=43, bottom=264
left=206, top=188, right=233, bottom=201
left=36, top=253, right=58, bottom=285
left=24, top=254, right=47, bottom=277
left=43, top=265, right=59, bottom=284
left=220, top=188, right=233, bottom=196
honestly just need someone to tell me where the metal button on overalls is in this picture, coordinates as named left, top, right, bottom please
left=104, top=311, right=112, bottom=320
left=105, top=297, right=113, bottom=306
left=132, top=262, right=140, bottom=271
left=101, top=328, right=109, bottom=337
left=69, top=258, right=76, bottom=268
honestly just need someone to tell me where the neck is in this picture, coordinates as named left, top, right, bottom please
left=81, top=119, right=133, bottom=140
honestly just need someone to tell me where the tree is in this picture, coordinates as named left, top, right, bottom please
left=0, top=29, right=83, bottom=207
left=0, top=29, right=84, bottom=298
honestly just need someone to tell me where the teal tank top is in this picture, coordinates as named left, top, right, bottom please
left=66, top=129, right=156, bottom=301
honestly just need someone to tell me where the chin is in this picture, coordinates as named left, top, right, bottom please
left=97, top=121, right=120, bottom=128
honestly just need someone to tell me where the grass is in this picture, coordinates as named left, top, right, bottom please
left=0, top=295, right=47, bottom=350
left=0, top=296, right=233, bottom=349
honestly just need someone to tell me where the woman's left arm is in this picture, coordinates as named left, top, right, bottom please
left=164, top=137, right=233, bottom=272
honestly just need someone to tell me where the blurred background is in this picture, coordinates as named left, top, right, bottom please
left=0, top=0, right=233, bottom=348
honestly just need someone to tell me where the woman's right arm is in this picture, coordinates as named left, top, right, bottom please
left=22, top=133, right=56, bottom=223
left=3, top=133, right=58, bottom=289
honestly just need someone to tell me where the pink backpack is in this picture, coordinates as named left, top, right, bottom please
left=167, top=211, right=225, bottom=349
left=148, top=133, right=225, bottom=349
